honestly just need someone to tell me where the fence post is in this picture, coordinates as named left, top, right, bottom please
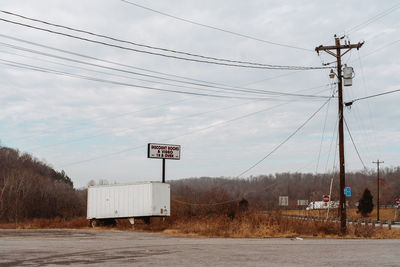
left=388, top=220, right=392, bottom=230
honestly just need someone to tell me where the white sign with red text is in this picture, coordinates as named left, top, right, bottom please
left=148, top=143, right=181, bottom=160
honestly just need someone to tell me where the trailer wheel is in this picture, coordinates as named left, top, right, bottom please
left=90, top=219, right=98, bottom=228
left=143, top=217, right=151, bottom=225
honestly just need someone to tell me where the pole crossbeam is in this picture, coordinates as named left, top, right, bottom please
left=315, top=43, right=364, bottom=53
left=315, top=35, right=364, bottom=234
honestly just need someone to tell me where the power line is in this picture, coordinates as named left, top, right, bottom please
left=237, top=98, right=331, bottom=177
left=2, top=51, right=330, bottom=146
left=172, top=198, right=240, bottom=206
left=346, top=2, right=400, bottom=33
left=344, top=118, right=367, bottom=169
left=1, top=34, right=330, bottom=99
left=121, top=0, right=314, bottom=52
left=355, top=50, right=382, bottom=162
left=0, top=39, right=332, bottom=99
left=0, top=48, right=261, bottom=97
left=6, top=93, right=193, bottom=142
left=324, top=114, right=338, bottom=174
left=59, top=98, right=321, bottom=167
left=0, top=58, right=332, bottom=101
left=345, top=88, right=400, bottom=106
left=0, top=17, right=325, bottom=70
left=1, top=10, right=317, bottom=68
left=30, top=86, right=330, bottom=152
left=27, top=98, right=265, bottom=151
left=2, top=59, right=304, bottom=101
left=315, top=84, right=335, bottom=173
left=0, top=33, right=230, bottom=88
left=350, top=38, right=400, bottom=62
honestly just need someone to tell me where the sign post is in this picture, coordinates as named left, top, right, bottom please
left=394, top=199, right=400, bottom=222
left=148, top=143, right=181, bottom=183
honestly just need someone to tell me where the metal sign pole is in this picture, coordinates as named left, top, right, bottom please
left=162, top=158, right=166, bottom=183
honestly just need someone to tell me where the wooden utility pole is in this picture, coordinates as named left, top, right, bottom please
left=315, top=35, right=364, bottom=234
left=373, top=160, right=384, bottom=221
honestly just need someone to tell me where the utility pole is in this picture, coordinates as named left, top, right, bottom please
left=373, top=160, right=384, bottom=221
left=315, top=35, right=364, bottom=234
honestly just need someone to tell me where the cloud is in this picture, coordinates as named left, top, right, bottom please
left=0, top=0, right=399, bottom=187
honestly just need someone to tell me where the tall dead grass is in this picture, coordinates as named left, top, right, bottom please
left=0, top=217, right=89, bottom=229
left=1, top=214, right=399, bottom=239
left=164, top=213, right=400, bottom=239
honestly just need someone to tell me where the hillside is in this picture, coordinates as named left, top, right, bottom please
left=0, top=146, right=85, bottom=223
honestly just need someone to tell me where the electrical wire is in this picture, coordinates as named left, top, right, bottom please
left=345, top=2, right=400, bottom=33
left=1, top=48, right=332, bottom=144
left=353, top=38, right=400, bottom=61
left=2, top=51, right=331, bottom=147
left=0, top=33, right=229, bottom=87
left=27, top=98, right=266, bottom=151
left=237, top=98, right=331, bottom=177
left=1, top=10, right=317, bottom=68
left=0, top=37, right=331, bottom=99
left=120, top=0, right=313, bottom=52
left=6, top=93, right=193, bottom=142
left=1, top=58, right=315, bottom=100
left=315, top=84, right=335, bottom=173
left=344, top=118, right=367, bottom=169
left=0, top=17, right=326, bottom=70
left=171, top=198, right=240, bottom=206
left=345, top=88, right=400, bottom=106
left=0, top=48, right=265, bottom=97
left=30, top=86, right=330, bottom=152
left=59, top=98, right=323, bottom=167
left=355, top=50, right=382, bottom=162
left=324, top=115, right=338, bottom=173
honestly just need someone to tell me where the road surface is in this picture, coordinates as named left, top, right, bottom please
left=0, top=229, right=399, bottom=266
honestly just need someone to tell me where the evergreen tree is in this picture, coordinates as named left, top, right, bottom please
left=358, top=188, right=374, bottom=217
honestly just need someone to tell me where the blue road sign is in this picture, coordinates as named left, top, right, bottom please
left=344, top=187, right=351, bottom=197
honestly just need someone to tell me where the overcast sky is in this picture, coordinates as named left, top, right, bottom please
left=1, top=0, right=399, bottom=188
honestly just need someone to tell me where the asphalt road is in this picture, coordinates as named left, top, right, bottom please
left=0, top=229, right=399, bottom=266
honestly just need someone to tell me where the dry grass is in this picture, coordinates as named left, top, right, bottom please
left=0, top=216, right=168, bottom=231
left=12, top=217, right=89, bottom=229
left=162, top=213, right=400, bottom=239
left=1, top=214, right=399, bottom=239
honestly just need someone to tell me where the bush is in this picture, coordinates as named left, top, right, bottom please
left=358, top=188, right=374, bottom=217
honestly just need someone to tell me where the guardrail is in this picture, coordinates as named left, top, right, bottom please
left=261, top=213, right=399, bottom=229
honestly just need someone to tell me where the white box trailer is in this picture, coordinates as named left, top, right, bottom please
left=87, top=182, right=170, bottom=227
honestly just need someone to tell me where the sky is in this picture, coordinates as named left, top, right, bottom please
left=0, top=0, right=399, bottom=188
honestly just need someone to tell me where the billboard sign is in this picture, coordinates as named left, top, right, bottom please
left=148, top=143, right=181, bottom=160
left=297, top=200, right=308, bottom=206
left=279, top=196, right=288, bottom=206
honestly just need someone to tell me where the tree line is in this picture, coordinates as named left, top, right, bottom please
left=170, top=168, right=400, bottom=210
left=1, top=144, right=399, bottom=223
left=0, top=146, right=85, bottom=223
